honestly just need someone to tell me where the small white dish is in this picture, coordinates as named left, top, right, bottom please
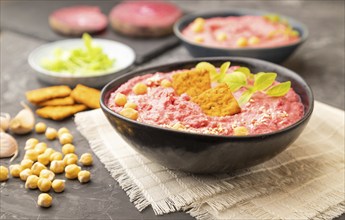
left=28, top=38, right=136, bottom=88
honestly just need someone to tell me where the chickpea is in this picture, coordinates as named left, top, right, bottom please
left=24, top=149, right=38, bottom=161
left=65, top=164, right=81, bottom=179
left=0, top=166, right=9, bottom=182
left=25, top=138, right=39, bottom=150
left=34, top=142, right=48, bottom=155
left=19, top=168, right=32, bottom=181
left=124, top=102, right=137, bottom=110
left=37, top=154, right=50, bottom=166
left=50, top=152, right=63, bottom=161
left=35, top=122, right=47, bottom=133
left=233, top=126, right=249, bottom=136
left=61, top=144, right=75, bottom=155
left=63, top=153, right=78, bottom=165
left=57, top=127, right=69, bottom=138
left=37, top=193, right=52, bottom=208
left=37, top=178, right=52, bottom=192
left=132, top=83, right=147, bottom=95
left=52, top=179, right=65, bottom=193
left=216, top=32, right=227, bottom=42
left=78, top=170, right=91, bottom=183
left=43, top=148, right=55, bottom=157
left=194, top=36, right=204, bottom=43
left=160, top=79, right=172, bottom=88
left=39, top=169, right=55, bottom=181
left=236, top=37, right=248, bottom=47
left=31, top=162, right=47, bottom=176
left=50, top=160, right=65, bottom=174
left=9, top=164, right=23, bottom=178
left=248, top=36, right=260, bottom=45
left=119, top=108, right=138, bottom=120
left=114, top=93, right=127, bottom=106
left=25, top=175, right=39, bottom=189
left=191, top=17, right=205, bottom=33
left=59, top=133, right=73, bottom=145
left=45, top=127, right=57, bottom=140
left=20, top=159, right=34, bottom=169
left=79, top=153, right=93, bottom=166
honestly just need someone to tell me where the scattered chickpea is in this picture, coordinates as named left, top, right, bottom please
left=25, top=175, right=39, bottom=189
left=50, top=160, right=65, bottom=174
left=63, top=153, right=78, bottom=165
left=124, top=102, right=137, bottom=109
left=50, top=152, right=63, bottom=161
left=24, top=149, right=38, bottom=162
left=191, top=17, right=205, bottom=33
left=38, top=153, right=50, bottom=166
left=194, top=36, right=204, bottom=43
left=216, top=32, right=227, bottom=42
left=52, top=179, right=65, bottom=193
left=37, top=178, right=52, bottom=192
left=0, top=166, right=9, bottom=182
left=37, top=193, right=52, bottom=208
left=43, top=148, right=55, bottom=157
left=35, top=122, right=47, bottom=133
left=9, top=164, right=23, bottom=178
left=65, top=164, right=81, bottom=179
left=57, top=127, right=69, bottom=138
left=236, top=37, right=248, bottom=47
left=45, top=127, right=57, bottom=140
left=233, top=126, right=249, bottom=136
left=25, top=138, right=39, bottom=150
left=34, top=142, right=48, bottom=155
left=132, top=83, right=148, bottom=95
left=119, top=108, right=139, bottom=120
left=62, top=144, right=75, bottom=155
left=160, top=79, right=172, bottom=88
left=39, top=169, right=55, bottom=181
left=20, top=159, right=34, bottom=169
left=59, top=133, right=73, bottom=145
left=31, top=162, right=47, bottom=176
left=248, top=36, right=260, bottom=45
left=19, top=168, right=33, bottom=181
left=79, top=153, right=93, bottom=166
left=114, top=93, right=127, bottom=106
left=78, top=170, right=91, bottom=183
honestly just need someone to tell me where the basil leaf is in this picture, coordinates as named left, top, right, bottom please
left=254, top=72, right=277, bottom=91
left=235, top=67, right=254, bottom=79
left=266, top=81, right=291, bottom=97
left=238, top=89, right=254, bottom=106
left=222, top=72, right=247, bottom=92
left=215, top=61, right=231, bottom=82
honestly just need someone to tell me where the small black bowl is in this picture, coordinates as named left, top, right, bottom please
left=174, top=9, right=309, bottom=63
left=100, top=57, right=313, bottom=173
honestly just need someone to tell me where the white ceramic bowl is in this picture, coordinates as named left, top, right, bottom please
left=28, top=39, right=136, bottom=88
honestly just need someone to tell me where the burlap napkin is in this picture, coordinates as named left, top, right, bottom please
left=75, top=101, right=345, bottom=219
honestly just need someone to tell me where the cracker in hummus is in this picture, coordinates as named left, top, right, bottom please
left=36, top=104, right=88, bottom=120
left=37, top=96, right=75, bottom=106
left=26, top=86, right=71, bottom=104
left=192, top=83, right=241, bottom=117
left=172, top=69, right=211, bottom=97
left=71, top=84, right=100, bottom=109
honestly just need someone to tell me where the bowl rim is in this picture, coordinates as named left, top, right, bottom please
left=28, top=38, right=136, bottom=79
left=100, top=57, right=314, bottom=140
left=173, top=8, right=309, bottom=51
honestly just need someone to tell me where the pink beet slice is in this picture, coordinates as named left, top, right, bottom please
left=109, top=1, right=182, bottom=37
left=49, top=6, right=108, bottom=36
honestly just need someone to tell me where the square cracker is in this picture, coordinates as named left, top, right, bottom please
left=36, top=104, right=88, bottom=120
left=192, top=83, right=241, bottom=117
left=37, top=96, right=75, bottom=106
left=71, top=84, right=100, bottom=109
left=172, top=69, right=211, bottom=97
left=26, top=86, right=71, bottom=104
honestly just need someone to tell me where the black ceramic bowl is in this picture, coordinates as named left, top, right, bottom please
left=173, top=9, right=309, bottom=63
left=100, top=57, right=314, bottom=173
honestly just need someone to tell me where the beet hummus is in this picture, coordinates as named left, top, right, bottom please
left=107, top=63, right=304, bottom=136
left=181, top=15, right=300, bottom=48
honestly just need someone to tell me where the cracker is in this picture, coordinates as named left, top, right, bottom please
left=36, top=105, right=88, bottom=120
left=26, top=86, right=71, bottom=104
left=192, top=83, right=241, bottom=117
left=71, top=84, right=100, bottom=109
left=172, top=69, right=211, bottom=97
left=37, top=96, right=75, bottom=106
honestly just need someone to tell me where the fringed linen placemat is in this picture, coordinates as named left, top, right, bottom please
left=75, top=101, right=345, bottom=219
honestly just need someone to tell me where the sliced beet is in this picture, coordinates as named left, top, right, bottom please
left=109, top=1, right=182, bottom=37
left=49, top=6, right=108, bottom=36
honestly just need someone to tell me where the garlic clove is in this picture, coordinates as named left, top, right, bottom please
left=0, top=113, right=11, bottom=132
left=0, top=132, right=18, bottom=162
left=9, top=102, right=35, bottom=134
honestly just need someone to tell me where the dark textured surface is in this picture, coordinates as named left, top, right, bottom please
left=0, top=0, right=344, bottom=219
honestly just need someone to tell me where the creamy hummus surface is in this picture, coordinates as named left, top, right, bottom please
left=181, top=15, right=300, bottom=48
left=107, top=68, right=304, bottom=136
